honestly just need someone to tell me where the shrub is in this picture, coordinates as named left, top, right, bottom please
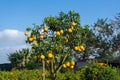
left=80, top=61, right=120, bottom=80
left=0, top=66, right=120, bottom=80
left=0, top=69, right=49, bottom=80
left=0, top=69, right=80, bottom=80
left=56, top=70, right=80, bottom=80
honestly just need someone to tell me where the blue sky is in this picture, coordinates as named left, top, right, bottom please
left=0, top=0, right=120, bottom=63
left=0, top=0, right=120, bottom=31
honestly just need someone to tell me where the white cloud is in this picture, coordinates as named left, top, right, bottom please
left=0, top=29, right=26, bottom=47
left=0, top=29, right=30, bottom=64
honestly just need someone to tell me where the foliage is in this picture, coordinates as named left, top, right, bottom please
left=56, top=70, right=80, bottom=80
left=25, top=60, right=38, bottom=70
left=0, top=69, right=79, bottom=80
left=80, top=60, right=120, bottom=80
left=0, top=69, right=47, bottom=80
left=0, top=66, right=119, bottom=80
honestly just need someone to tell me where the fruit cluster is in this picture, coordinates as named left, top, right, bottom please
left=62, top=61, right=75, bottom=69
left=39, top=51, right=54, bottom=60
left=24, top=27, right=48, bottom=43
left=74, top=45, right=85, bottom=52
left=56, top=29, right=64, bottom=36
left=55, top=22, right=76, bottom=36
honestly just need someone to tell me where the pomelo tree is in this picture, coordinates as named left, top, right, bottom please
left=24, top=10, right=90, bottom=80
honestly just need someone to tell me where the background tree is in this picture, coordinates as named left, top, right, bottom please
left=87, top=13, right=120, bottom=63
left=92, top=19, right=114, bottom=61
left=8, top=48, right=30, bottom=69
left=110, top=13, right=120, bottom=64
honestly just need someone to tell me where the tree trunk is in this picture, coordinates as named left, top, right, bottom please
left=42, top=60, right=45, bottom=80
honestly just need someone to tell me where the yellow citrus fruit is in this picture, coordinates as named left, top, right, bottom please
left=62, top=64, right=67, bottom=68
left=28, top=37, right=34, bottom=42
left=71, top=26, right=74, bottom=30
left=60, top=30, right=64, bottom=35
left=71, top=22, right=76, bottom=26
left=70, top=61, right=75, bottom=66
left=98, top=62, right=104, bottom=66
left=33, top=56, right=37, bottom=60
left=44, top=27, right=48, bottom=32
left=31, top=49, right=35, bottom=52
left=70, top=65, right=74, bottom=69
left=40, top=55, right=45, bottom=60
left=33, top=36, right=36, bottom=40
left=33, top=42, right=38, bottom=47
left=56, top=31, right=60, bottom=36
left=74, top=46, right=79, bottom=51
left=66, top=62, right=70, bottom=67
left=68, top=28, right=72, bottom=33
left=62, top=38, right=68, bottom=43
left=40, top=35, right=44, bottom=39
left=58, top=46, right=62, bottom=49
left=46, top=60, right=50, bottom=64
left=95, top=72, right=98, bottom=75
left=79, top=45, right=85, bottom=51
left=78, top=48, right=82, bottom=52
left=48, top=53, right=54, bottom=59
left=24, top=32, right=28, bottom=36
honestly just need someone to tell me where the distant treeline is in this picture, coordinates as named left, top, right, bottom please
left=0, top=61, right=119, bottom=71
left=0, top=63, right=12, bottom=71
